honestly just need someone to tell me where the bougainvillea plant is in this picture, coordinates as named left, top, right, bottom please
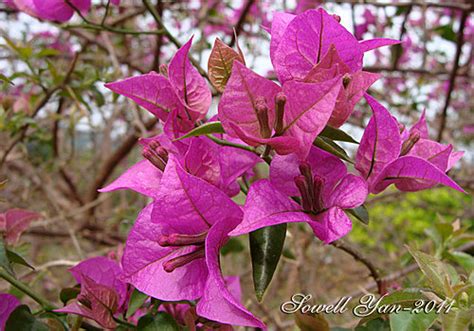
left=0, top=3, right=468, bottom=331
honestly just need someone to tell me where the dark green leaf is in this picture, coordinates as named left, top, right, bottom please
left=175, top=122, right=225, bottom=141
left=320, top=126, right=358, bottom=144
left=0, top=239, right=14, bottom=275
left=389, top=310, right=438, bottom=331
left=6, top=249, right=34, bottom=270
left=137, top=312, right=179, bottom=331
left=0, top=73, right=14, bottom=86
left=59, top=287, right=80, bottom=305
left=295, top=312, right=330, bottom=331
left=356, top=318, right=390, bottom=331
left=221, top=237, right=244, bottom=256
left=126, top=289, right=149, bottom=318
left=5, top=305, right=49, bottom=331
left=249, top=223, right=287, bottom=302
left=313, top=137, right=353, bottom=163
left=347, top=205, right=369, bottom=225
left=434, top=25, right=457, bottom=42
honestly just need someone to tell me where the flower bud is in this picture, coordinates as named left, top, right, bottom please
left=159, top=232, right=207, bottom=247
left=295, top=175, right=312, bottom=211
left=274, top=92, right=287, bottom=135
left=400, top=131, right=421, bottom=156
left=163, top=248, right=205, bottom=273
left=142, top=140, right=168, bottom=171
left=255, top=97, right=271, bottom=138
left=312, top=175, right=325, bottom=212
left=332, top=14, right=341, bottom=23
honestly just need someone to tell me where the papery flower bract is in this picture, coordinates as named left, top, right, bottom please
left=13, top=0, right=92, bottom=22
left=105, top=72, right=182, bottom=122
left=270, top=8, right=398, bottom=83
left=218, top=61, right=341, bottom=158
left=355, top=94, right=464, bottom=194
left=121, top=159, right=265, bottom=329
left=100, top=134, right=259, bottom=198
left=230, top=147, right=368, bottom=244
left=55, top=256, right=128, bottom=329
left=0, top=209, right=40, bottom=245
left=105, top=38, right=210, bottom=140
left=304, top=45, right=380, bottom=127
left=0, top=293, right=20, bottom=330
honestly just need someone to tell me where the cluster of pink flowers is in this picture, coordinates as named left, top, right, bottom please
left=6, top=0, right=119, bottom=22
left=0, top=6, right=465, bottom=330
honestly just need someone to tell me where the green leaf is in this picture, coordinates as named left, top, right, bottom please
left=313, top=136, right=353, bottom=163
left=35, top=48, right=61, bottom=58
left=295, top=312, right=330, bottom=331
left=434, top=25, right=457, bottom=42
left=389, top=310, right=438, bottom=331
left=356, top=318, right=390, bottom=331
left=407, top=246, right=453, bottom=296
left=59, top=287, right=80, bottom=305
left=0, top=239, right=14, bottom=275
left=249, top=223, right=287, bottom=302
left=137, top=312, right=180, bottom=331
left=320, top=126, right=358, bottom=144
left=126, top=289, right=149, bottom=318
left=0, top=73, right=14, bottom=86
left=447, top=251, right=474, bottom=272
left=5, top=305, right=49, bottom=331
left=175, top=121, right=225, bottom=141
left=221, top=237, right=244, bottom=256
left=441, top=307, right=473, bottom=331
left=347, top=205, right=369, bottom=225
left=358, top=289, right=430, bottom=326
left=6, top=249, right=34, bottom=270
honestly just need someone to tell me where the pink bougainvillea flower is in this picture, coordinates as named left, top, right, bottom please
left=55, top=256, right=128, bottom=329
left=270, top=8, right=399, bottom=83
left=100, top=134, right=259, bottom=198
left=218, top=61, right=341, bottom=158
left=14, top=0, right=92, bottom=22
left=303, top=44, right=380, bottom=127
left=0, top=293, right=20, bottom=330
left=121, top=160, right=265, bottom=329
left=0, top=209, right=40, bottom=245
left=105, top=37, right=210, bottom=139
left=355, top=94, right=465, bottom=194
left=230, top=147, right=368, bottom=244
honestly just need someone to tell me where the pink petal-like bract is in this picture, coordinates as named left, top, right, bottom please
left=1, top=209, right=41, bottom=245
left=273, top=8, right=363, bottom=82
left=121, top=204, right=208, bottom=301
left=105, top=72, right=181, bottom=121
left=168, top=37, right=211, bottom=121
left=282, top=77, right=342, bottom=158
left=32, top=0, right=91, bottom=22
left=0, top=293, right=20, bottom=330
left=355, top=94, right=401, bottom=184
left=98, top=159, right=162, bottom=199
left=372, top=156, right=465, bottom=194
left=218, top=61, right=281, bottom=142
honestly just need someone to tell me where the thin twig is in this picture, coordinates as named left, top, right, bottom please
left=437, top=9, right=468, bottom=142
left=331, top=239, right=384, bottom=295
left=229, top=0, right=255, bottom=47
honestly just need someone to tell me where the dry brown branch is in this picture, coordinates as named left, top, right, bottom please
left=436, top=9, right=469, bottom=141
left=229, top=0, right=256, bottom=47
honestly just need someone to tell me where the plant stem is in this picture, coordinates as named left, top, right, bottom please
left=0, top=268, right=56, bottom=311
left=113, top=316, right=136, bottom=329
left=206, top=134, right=258, bottom=154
